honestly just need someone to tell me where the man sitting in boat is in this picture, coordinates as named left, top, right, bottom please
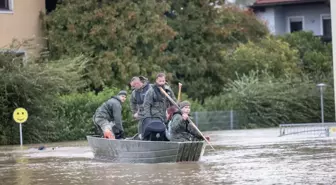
left=93, top=90, right=127, bottom=140
left=129, top=76, right=152, bottom=139
left=165, top=101, right=204, bottom=142
left=143, top=72, right=177, bottom=122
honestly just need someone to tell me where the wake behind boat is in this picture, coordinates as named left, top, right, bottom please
left=87, top=135, right=206, bottom=163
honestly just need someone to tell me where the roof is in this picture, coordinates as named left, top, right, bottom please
left=250, top=0, right=329, bottom=7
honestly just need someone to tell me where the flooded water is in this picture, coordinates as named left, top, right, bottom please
left=1, top=128, right=336, bottom=185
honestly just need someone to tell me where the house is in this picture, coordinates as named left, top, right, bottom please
left=249, top=0, right=331, bottom=41
left=0, top=0, right=58, bottom=56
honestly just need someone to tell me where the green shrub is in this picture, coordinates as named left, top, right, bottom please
left=178, top=93, right=206, bottom=112
left=0, top=50, right=204, bottom=144
left=279, top=31, right=332, bottom=78
left=54, top=88, right=205, bottom=141
left=0, top=50, right=87, bottom=145
left=204, top=71, right=334, bottom=128
left=221, top=36, right=301, bottom=79
left=54, top=87, right=137, bottom=141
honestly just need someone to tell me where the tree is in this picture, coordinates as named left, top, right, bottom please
left=163, top=1, right=269, bottom=101
left=221, top=36, right=301, bottom=79
left=42, top=0, right=176, bottom=89
left=43, top=0, right=270, bottom=101
left=279, top=31, right=332, bottom=79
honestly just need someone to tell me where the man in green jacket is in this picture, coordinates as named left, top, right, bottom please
left=93, top=90, right=127, bottom=139
left=166, top=101, right=203, bottom=142
left=143, top=73, right=177, bottom=122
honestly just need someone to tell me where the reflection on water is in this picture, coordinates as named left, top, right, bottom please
left=16, top=155, right=31, bottom=185
left=1, top=128, right=336, bottom=185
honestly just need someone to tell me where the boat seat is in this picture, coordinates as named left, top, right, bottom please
left=141, top=117, right=167, bottom=141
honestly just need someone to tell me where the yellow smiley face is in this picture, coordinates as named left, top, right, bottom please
left=331, top=127, right=336, bottom=133
left=13, top=108, right=28, bottom=124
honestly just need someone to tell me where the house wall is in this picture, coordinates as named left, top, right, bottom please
left=255, top=7, right=276, bottom=34
left=254, top=3, right=330, bottom=35
left=274, top=6, right=286, bottom=35
left=284, top=4, right=330, bottom=35
left=0, top=0, right=45, bottom=54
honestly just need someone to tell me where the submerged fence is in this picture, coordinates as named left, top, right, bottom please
left=191, top=111, right=336, bottom=137
left=279, top=122, right=336, bottom=137
left=190, top=111, right=247, bottom=131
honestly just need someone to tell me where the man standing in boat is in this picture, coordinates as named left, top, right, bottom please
left=129, top=76, right=152, bottom=138
left=93, top=90, right=127, bottom=140
left=143, top=72, right=177, bottom=122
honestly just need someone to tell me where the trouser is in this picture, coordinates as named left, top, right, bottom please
left=138, top=119, right=143, bottom=139
left=93, top=117, right=125, bottom=139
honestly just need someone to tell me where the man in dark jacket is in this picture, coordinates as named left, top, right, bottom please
left=130, top=76, right=152, bottom=120
left=143, top=73, right=176, bottom=122
left=93, top=90, right=127, bottom=139
left=130, top=76, right=152, bottom=138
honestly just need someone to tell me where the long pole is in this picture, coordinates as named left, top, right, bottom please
left=320, top=86, right=324, bottom=123
left=159, top=87, right=216, bottom=151
left=331, top=0, right=336, bottom=121
left=19, top=123, right=23, bottom=146
left=177, top=83, right=182, bottom=102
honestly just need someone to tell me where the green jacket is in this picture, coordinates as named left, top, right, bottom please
left=93, top=96, right=124, bottom=132
left=143, top=84, right=176, bottom=121
left=130, top=77, right=152, bottom=120
left=167, top=112, right=203, bottom=142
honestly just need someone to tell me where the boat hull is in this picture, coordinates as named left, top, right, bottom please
left=86, top=136, right=206, bottom=163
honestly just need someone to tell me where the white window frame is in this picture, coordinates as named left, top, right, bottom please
left=320, top=14, right=331, bottom=36
left=0, top=0, right=14, bottom=14
left=287, top=16, right=305, bottom=33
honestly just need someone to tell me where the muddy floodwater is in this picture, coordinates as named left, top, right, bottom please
left=0, top=128, right=335, bottom=185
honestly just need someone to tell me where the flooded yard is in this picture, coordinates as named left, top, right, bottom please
left=0, top=128, right=335, bottom=185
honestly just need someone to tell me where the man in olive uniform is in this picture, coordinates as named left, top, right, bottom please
left=129, top=76, right=152, bottom=138
left=93, top=90, right=127, bottom=139
left=143, top=73, right=177, bottom=122
left=166, top=101, right=204, bottom=141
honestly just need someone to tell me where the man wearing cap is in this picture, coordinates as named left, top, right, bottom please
left=165, top=101, right=204, bottom=142
left=93, top=90, right=127, bottom=139
left=143, top=72, right=177, bottom=122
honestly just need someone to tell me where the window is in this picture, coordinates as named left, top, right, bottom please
left=0, top=49, right=27, bottom=63
left=288, top=16, right=304, bottom=33
left=0, top=0, right=9, bottom=10
left=0, top=0, right=13, bottom=12
left=321, top=14, right=331, bottom=37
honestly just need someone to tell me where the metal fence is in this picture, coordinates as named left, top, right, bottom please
left=191, top=110, right=247, bottom=131
left=279, top=122, right=336, bottom=137
left=191, top=111, right=336, bottom=137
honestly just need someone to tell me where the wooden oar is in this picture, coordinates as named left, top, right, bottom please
left=159, top=87, right=216, bottom=151
left=177, top=82, right=182, bottom=102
